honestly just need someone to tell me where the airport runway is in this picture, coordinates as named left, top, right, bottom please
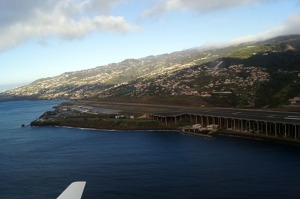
left=90, top=101, right=300, bottom=125
left=187, top=108, right=300, bottom=125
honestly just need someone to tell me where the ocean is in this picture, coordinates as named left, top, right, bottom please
left=0, top=100, right=300, bottom=198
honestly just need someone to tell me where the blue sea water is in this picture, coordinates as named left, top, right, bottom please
left=1, top=100, right=300, bottom=199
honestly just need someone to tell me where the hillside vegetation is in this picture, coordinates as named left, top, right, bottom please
left=1, top=35, right=300, bottom=108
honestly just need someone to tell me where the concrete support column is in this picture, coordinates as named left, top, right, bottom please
left=285, top=124, right=287, bottom=138
left=257, top=121, right=259, bottom=134
left=196, top=116, right=198, bottom=124
left=165, top=117, right=167, bottom=125
left=201, top=116, right=203, bottom=127
left=248, top=121, right=251, bottom=132
left=226, top=118, right=229, bottom=129
left=241, top=120, right=244, bottom=132
left=233, top=120, right=236, bottom=130
left=239, top=120, right=243, bottom=131
left=266, top=122, right=268, bottom=136
left=295, top=125, right=297, bottom=139
left=275, top=123, right=277, bottom=137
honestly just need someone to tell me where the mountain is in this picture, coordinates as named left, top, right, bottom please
left=1, top=35, right=300, bottom=108
left=0, top=48, right=212, bottom=100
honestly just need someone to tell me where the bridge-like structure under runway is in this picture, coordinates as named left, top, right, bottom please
left=148, top=108, right=300, bottom=141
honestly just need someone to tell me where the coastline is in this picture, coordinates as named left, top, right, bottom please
left=31, top=119, right=300, bottom=146
left=30, top=100, right=300, bottom=146
left=31, top=121, right=300, bottom=146
left=30, top=117, right=178, bottom=131
left=55, top=125, right=181, bottom=133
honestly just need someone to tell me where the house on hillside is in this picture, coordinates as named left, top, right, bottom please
left=211, top=91, right=232, bottom=98
left=289, top=97, right=300, bottom=105
left=115, top=115, right=135, bottom=119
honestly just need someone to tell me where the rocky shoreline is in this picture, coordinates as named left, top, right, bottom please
left=30, top=101, right=300, bottom=146
left=30, top=101, right=179, bottom=131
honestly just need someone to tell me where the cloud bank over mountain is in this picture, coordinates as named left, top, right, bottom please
left=204, top=13, right=300, bottom=48
left=143, top=0, right=300, bottom=45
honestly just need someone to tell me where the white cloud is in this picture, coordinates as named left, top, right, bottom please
left=0, top=0, right=138, bottom=52
left=202, top=13, right=300, bottom=48
left=143, top=0, right=276, bottom=17
left=232, top=13, right=300, bottom=42
left=86, top=0, right=127, bottom=13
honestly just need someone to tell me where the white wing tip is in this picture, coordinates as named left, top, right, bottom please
left=57, top=181, right=86, bottom=199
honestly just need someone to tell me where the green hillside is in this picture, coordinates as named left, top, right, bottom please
left=1, top=35, right=300, bottom=108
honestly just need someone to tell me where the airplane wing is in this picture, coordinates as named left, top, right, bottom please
left=57, top=181, right=86, bottom=199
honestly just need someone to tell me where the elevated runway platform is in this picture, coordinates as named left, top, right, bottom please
left=148, top=108, right=300, bottom=141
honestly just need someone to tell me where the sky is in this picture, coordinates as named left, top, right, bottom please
left=1, top=0, right=300, bottom=91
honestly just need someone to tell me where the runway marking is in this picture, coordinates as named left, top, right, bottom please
left=233, top=112, right=241, bottom=115
left=267, top=115, right=276, bottom=118
left=285, top=117, right=300, bottom=120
